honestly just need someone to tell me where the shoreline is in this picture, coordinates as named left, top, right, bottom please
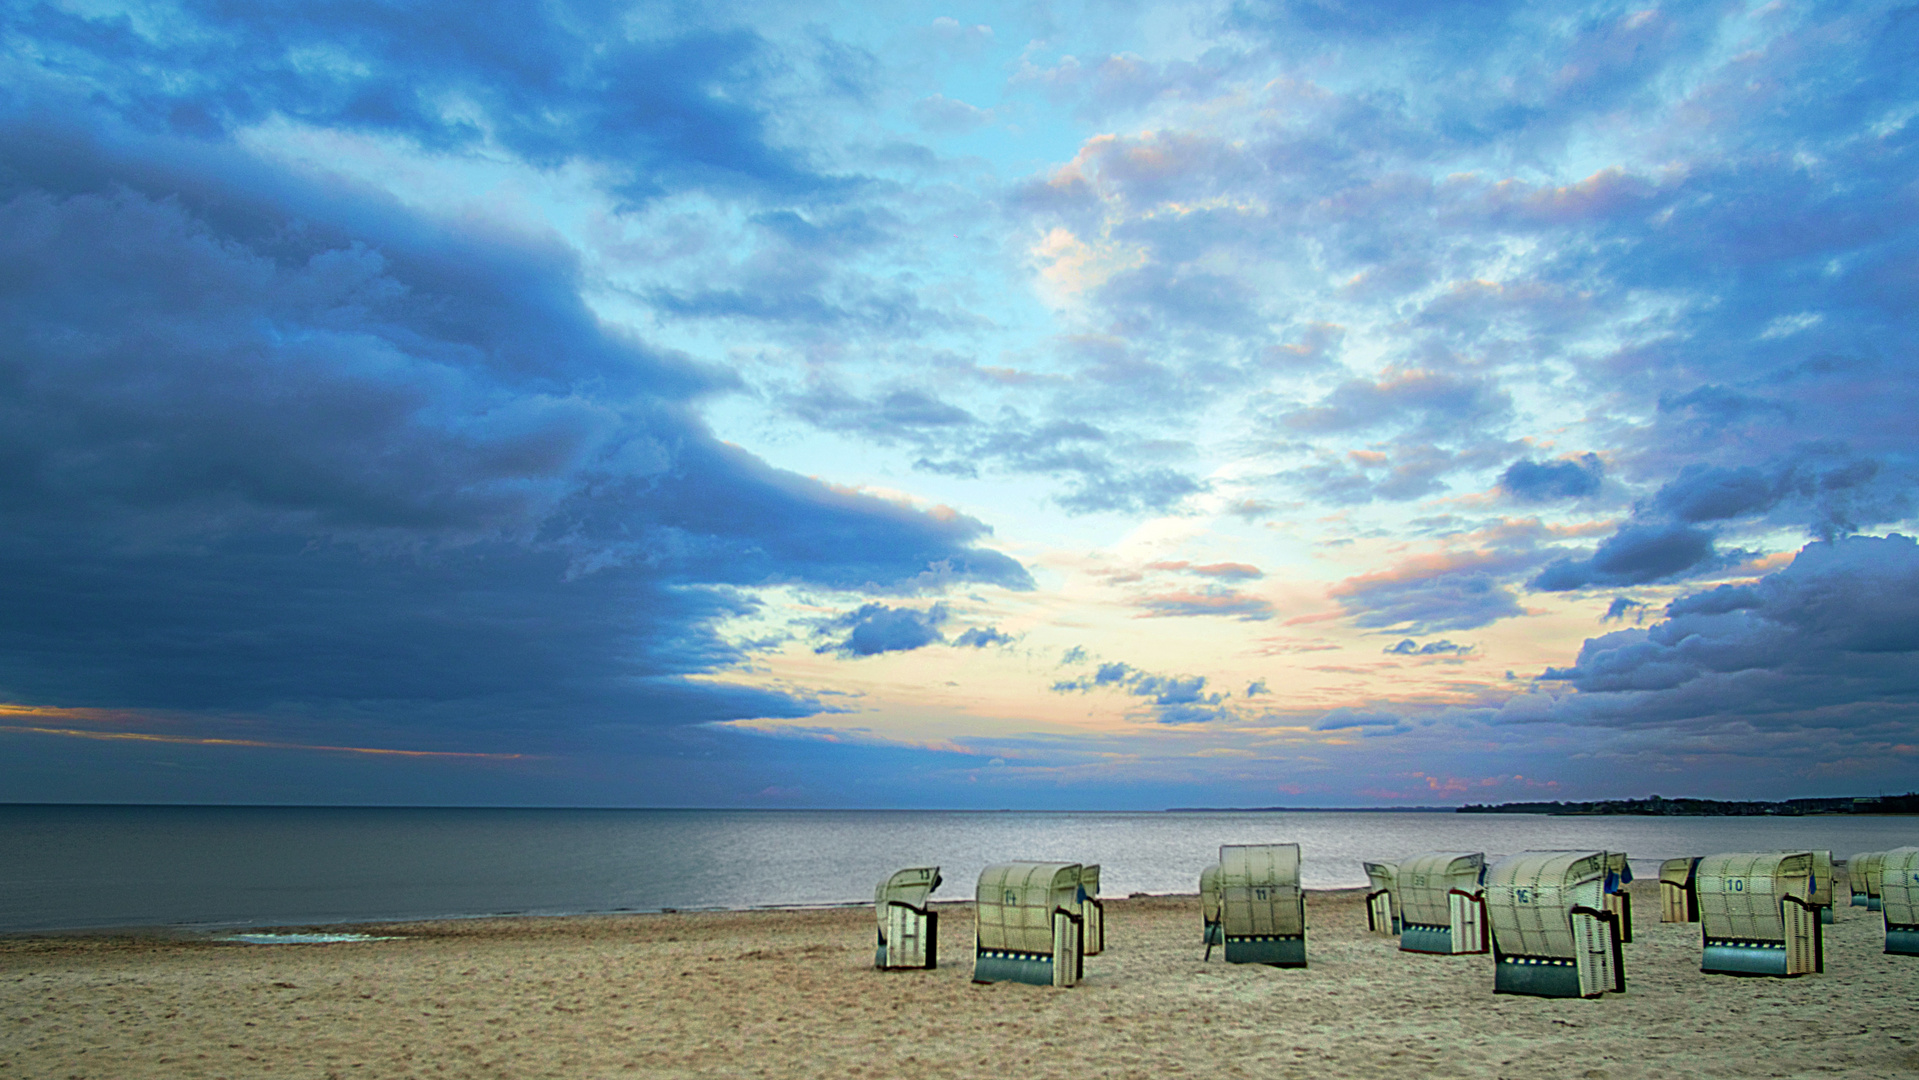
left=6, top=883, right=1917, bottom=1078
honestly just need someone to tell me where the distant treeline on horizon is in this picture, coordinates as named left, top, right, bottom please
left=1456, top=793, right=1919, bottom=816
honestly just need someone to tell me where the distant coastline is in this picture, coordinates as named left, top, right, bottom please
left=1456, top=793, right=1919, bottom=816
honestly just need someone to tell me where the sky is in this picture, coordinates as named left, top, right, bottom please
left=2, top=0, right=1916, bottom=808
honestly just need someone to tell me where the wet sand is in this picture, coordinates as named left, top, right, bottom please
left=4, top=881, right=1916, bottom=1079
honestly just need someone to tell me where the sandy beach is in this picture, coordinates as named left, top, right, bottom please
left=4, top=880, right=1916, bottom=1080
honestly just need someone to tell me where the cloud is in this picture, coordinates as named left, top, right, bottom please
left=1499, top=453, right=1603, bottom=502
left=1313, top=707, right=1409, bottom=735
left=911, top=94, right=992, bottom=133
left=1529, top=523, right=1722, bottom=592
left=1134, top=587, right=1275, bottom=621
left=1532, top=535, right=1919, bottom=741
left=0, top=113, right=1029, bottom=737
left=816, top=604, right=950, bottom=657
left=954, top=625, right=1014, bottom=648
left=1049, top=657, right=1228, bottom=721
left=17, top=0, right=840, bottom=204
left=1332, top=555, right=1529, bottom=634
left=1601, top=597, right=1649, bottom=623
left=1383, top=639, right=1471, bottom=656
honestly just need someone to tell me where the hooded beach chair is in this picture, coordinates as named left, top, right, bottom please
left=1659, top=857, right=1701, bottom=923
left=1485, top=850, right=1626, bottom=998
left=1394, top=852, right=1487, bottom=954
left=974, top=862, right=1085, bottom=987
left=1696, top=851, right=1823, bottom=977
left=1200, top=862, right=1223, bottom=949
left=1850, top=851, right=1886, bottom=910
left=1364, top=860, right=1398, bottom=936
left=874, top=866, right=942, bottom=969
left=1800, top=850, right=1836, bottom=925
left=1879, top=846, right=1919, bottom=956
left=1604, top=852, right=1634, bottom=943
left=1079, top=864, right=1105, bottom=956
left=1215, top=843, right=1307, bottom=967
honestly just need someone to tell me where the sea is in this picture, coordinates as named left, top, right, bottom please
left=1, top=804, right=1913, bottom=934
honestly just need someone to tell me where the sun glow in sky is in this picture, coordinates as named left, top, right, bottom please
left=1, top=0, right=1916, bottom=807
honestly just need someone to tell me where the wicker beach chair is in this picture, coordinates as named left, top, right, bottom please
left=1878, top=846, right=1919, bottom=956
left=1215, top=843, right=1306, bottom=967
left=974, top=862, right=1085, bottom=987
left=1485, top=850, right=1626, bottom=999
left=1364, top=860, right=1398, bottom=936
left=1696, top=851, right=1823, bottom=977
left=1659, top=857, right=1701, bottom=923
left=874, top=866, right=942, bottom=970
left=1393, top=852, right=1488, bottom=955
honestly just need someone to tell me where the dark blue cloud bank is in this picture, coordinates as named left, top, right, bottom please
left=1517, top=535, right=1919, bottom=762
left=0, top=85, right=1027, bottom=796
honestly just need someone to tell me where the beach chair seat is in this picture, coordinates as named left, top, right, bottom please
left=1850, top=851, right=1886, bottom=911
left=874, top=866, right=942, bottom=970
left=1659, top=857, right=1700, bottom=923
left=1079, top=865, right=1105, bottom=956
left=1199, top=862, right=1223, bottom=948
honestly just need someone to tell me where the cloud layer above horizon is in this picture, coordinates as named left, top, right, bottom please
left=1, top=0, right=1914, bottom=807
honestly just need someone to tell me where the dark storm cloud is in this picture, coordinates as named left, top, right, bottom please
left=1531, top=535, right=1919, bottom=741
left=0, top=113, right=1028, bottom=736
left=8, top=0, right=837, bottom=203
left=815, top=604, right=949, bottom=657
left=1500, top=453, right=1603, bottom=502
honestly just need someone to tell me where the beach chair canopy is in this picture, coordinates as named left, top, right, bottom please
left=1604, top=852, right=1634, bottom=890
left=1697, top=851, right=1815, bottom=942
left=1200, top=862, right=1222, bottom=924
left=1395, top=852, right=1484, bottom=928
left=1218, top=843, right=1304, bottom=938
left=876, top=866, right=942, bottom=918
left=1485, top=850, right=1608, bottom=960
left=976, top=862, right=1082, bottom=955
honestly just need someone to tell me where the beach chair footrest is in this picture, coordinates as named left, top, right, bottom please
left=1399, top=923, right=1455, bottom=954
left=973, top=949, right=1055, bottom=986
left=1223, top=935, right=1305, bottom=967
left=1886, top=926, right=1919, bottom=956
left=1493, top=956, right=1583, bottom=998
left=1703, top=940, right=1791, bottom=976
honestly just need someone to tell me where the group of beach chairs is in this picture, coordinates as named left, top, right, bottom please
left=874, top=844, right=1919, bottom=997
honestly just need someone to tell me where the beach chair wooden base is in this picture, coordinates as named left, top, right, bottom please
left=1399, top=923, right=1453, bottom=954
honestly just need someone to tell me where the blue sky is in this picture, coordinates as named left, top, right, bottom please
left=2, top=0, right=1916, bottom=807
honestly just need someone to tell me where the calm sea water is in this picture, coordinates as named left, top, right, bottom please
left=1, top=805, right=1913, bottom=933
